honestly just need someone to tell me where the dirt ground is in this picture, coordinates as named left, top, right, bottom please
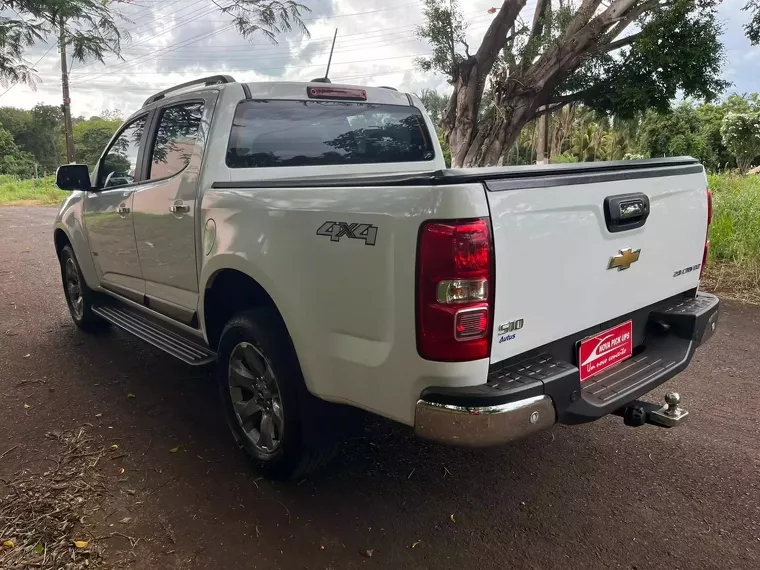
left=1, top=206, right=759, bottom=570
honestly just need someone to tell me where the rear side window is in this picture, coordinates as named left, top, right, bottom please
left=226, top=100, right=435, bottom=168
left=148, top=102, right=204, bottom=180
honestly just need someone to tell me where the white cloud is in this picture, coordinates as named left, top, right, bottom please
left=1, top=0, right=757, bottom=117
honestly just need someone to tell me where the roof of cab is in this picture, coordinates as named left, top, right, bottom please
left=140, top=75, right=412, bottom=110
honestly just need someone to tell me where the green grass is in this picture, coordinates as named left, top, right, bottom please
left=708, top=173, right=760, bottom=266
left=0, top=176, right=68, bottom=205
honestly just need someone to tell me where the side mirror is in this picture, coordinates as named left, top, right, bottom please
left=56, top=164, right=92, bottom=191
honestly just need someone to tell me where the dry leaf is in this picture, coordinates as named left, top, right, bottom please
left=119, top=467, right=125, bottom=475
left=110, top=444, right=119, bottom=450
left=3, top=540, right=14, bottom=548
left=450, top=514, right=456, bottom=523
left=95, top=413, right=102, bottom=418
left=23, top=354, right=30, bottom=358
left=411, top=540, right=422, bottom=548
left=119, top=517, right=132, bottom=524
left=127, top=393, right=135, bottom=399
left=23, top=403, right=30, bottom=409
left=73, top=540, right=88, bottom=548
left=169, top=446, right=179, bottom=453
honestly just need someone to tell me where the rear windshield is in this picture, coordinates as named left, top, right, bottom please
left=226, top=100, right=435, bottom=168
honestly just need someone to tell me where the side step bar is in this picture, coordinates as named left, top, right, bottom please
left=92, top=305, right=216, bottom=366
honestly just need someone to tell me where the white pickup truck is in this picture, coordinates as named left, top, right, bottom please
left=54, top=75, right=719, bottom=479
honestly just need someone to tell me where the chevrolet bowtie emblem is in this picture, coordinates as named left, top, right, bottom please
left=608, top=248, right=641, bottom=271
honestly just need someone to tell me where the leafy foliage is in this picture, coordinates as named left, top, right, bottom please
left=558, top=0, right=727, bottom=118
left=743, top=0, right=760, bottom=44
left=215, top=0, right=310, bottom=43
left=0, top=104, right=63, bottom=170
left=416, top=88, right=450, bottom=124
left=0, top=0, right=126, bottom=86
left=72, top=117, right=121, bottom=168
left=721, top=112, right=760, bottom=174
left=414, top=0, right=468, bottom=80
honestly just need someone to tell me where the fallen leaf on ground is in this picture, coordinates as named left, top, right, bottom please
left=119, top=468, right=125, bottom=475
left=411, top=540, right=422, bottom=548
left=127, top=393, right=135, bottom=399
left=95, top=413, right=102, bottom=418
left=3, top=540, right=14, bottom=548
left=360, top=549, right=373, bottom=558
left=450, top=514, right=456, bottom=523
left=119, top=517, right=132, bottom=524
left=23, top=403, right=30, bottom=409
left=23, top=354, right=30, bottom=358
left=73, top=540, right=88, bottom=548
left=34, top=544, right=44, bottom=554
left=110, top=444, right=119, bottom=450
left=169, top=446, right=179, bottom=453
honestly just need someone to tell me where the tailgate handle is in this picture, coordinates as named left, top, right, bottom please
left=604, top=193, right=650, bottom=233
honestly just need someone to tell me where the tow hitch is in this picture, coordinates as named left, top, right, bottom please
left=613, top=392, right=689, bottom=428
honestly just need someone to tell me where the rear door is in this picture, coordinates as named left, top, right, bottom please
left=132, top=95, right=214, bottom=324
left=484, top=160, right=708, bottom=364
left=85, top=114, right=150, bottom=303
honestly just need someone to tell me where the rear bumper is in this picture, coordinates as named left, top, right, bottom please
left=414, top=292, right=719, bottom=447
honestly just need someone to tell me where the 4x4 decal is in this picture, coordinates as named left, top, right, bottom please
left=316, top=222, right=378, bottom=246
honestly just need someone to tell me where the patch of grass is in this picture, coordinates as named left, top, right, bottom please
left=705, top=173, right=760, bottom=302
left=0, top=177, right=68, bottom=205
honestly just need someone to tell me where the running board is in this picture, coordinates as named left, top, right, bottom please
left=92, top=305, right=216, bottom=366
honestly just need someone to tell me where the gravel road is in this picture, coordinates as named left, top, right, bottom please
left=1, top=206, right=758, bottom=570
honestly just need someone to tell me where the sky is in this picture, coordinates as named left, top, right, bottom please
left=0, top=0, right=757, bottom=118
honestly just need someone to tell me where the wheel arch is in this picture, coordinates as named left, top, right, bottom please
left=200, top=256, right=294, bottom=354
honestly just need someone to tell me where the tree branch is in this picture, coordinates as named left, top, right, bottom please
left=599, top=31, right=642, bottom=52
left=474, top=0, right=528, bottom=75
left=529, top=0, right=551, bottom=41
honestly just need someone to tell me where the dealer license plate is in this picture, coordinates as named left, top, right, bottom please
left=578, top=320, right=633, bottom=382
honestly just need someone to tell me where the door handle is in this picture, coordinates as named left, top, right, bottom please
left=170, top=203, right=191, bottom=214
left=117, top=204, right=131, bottom=217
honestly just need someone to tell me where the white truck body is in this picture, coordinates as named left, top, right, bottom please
left=53, top=77, right=719, bottom=478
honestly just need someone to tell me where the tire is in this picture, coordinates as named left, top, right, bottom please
left=59, top=245, right=108, bottom=333
left=217, top=308, right=337, bottom=480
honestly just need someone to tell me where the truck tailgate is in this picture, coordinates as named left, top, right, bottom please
left=485, top=161, right=708, bottom=365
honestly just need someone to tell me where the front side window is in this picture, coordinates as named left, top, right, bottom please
left=99, top=116, right=146, bottom=188
left=148, top=102, right=204, bottom=180
left=226, top=100, right=435, bottom=168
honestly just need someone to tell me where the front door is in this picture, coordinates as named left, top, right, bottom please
left=132, top=98, right=210, bottom=324
left=84, top=114, right=149, bottom=303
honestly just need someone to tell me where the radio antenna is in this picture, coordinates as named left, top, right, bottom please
left=324, top=29, right=338, bottom=80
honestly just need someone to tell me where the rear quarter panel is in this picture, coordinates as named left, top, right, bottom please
left=199, top=183, right=490, bottom=425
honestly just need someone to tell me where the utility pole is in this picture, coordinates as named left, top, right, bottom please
left=59, top=18, right=75, bottom=163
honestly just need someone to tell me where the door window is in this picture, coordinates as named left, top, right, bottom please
left=148, top=102, right=204, bottom=180
left=99, top=116, right=147, bottom=188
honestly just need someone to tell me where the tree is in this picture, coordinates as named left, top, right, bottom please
left=0, top=1, right=126, bottom=86
left=0, top=104, right=63, bottom=170
left=721, top=112, right=760, bottom=174
left=417, top=88, right=450, bottom=125
left=417, top=0, right=727, bottom=167
left=0, top=126, right=35, bottom=177
left=743, top=0, right=760, bottom=44
left=73, top=117, right=121, bottom=168
left=210, top=0, right=310, bottom=43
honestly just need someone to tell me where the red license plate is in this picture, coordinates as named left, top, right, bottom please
left=578, top=320, right=633, bottom=382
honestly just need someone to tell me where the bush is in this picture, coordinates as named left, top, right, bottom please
left=0, top=176, right=67, bottom=205
left=707, top=173, right=760, bottom=267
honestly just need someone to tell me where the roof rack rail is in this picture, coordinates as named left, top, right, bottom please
left=378, top=86, right=398, bottom=91
left=143, top=75, right=236, bottom=107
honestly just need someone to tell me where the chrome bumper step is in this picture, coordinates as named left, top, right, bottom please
left=92, top=305, right=216, bottom=366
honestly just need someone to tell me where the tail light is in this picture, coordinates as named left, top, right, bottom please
left=701, top=188, right=712, bottom=279
left=417, top=218, right=493, bottom=361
